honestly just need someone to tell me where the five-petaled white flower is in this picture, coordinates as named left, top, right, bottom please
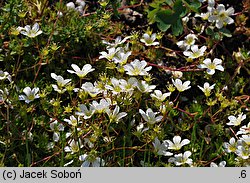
left=235, top=145, right=250, bottom=160
left=123, top=59, right=152, bottom=76
left=79, top=153, right=105, bottom=167
left=105, top=105, right=127, bottom=123
left=150, top=90, right=171, bottom=102
left=197, top=82, right=215, bottom=97
left=51, top=73, right=71, bottom=93
left=140, top=33, right=159, bottom=46
left=227, top=113, right=246, bottom=126
left=210, top=161, right=226, bottom=167
left=81, top=82, right=101, bottom=97
left=19, top=87, right=40, bottom=103
left=223, top=137, right=238, bottom=153
left=183, top=45, right=207, bottom=59
left=20, top=23, right=43, bottom=38
left=165, top=136, right=190, bottom=151
left=64, top=139, right=82, bottom=154
left=64, top=115, right=82, bottom=127
left=105, top=78, right=123, bottom=95
left=168, top=151, right=193, bottom=166
left=135, top=80, right=156, bottom=93
left=172, top=78, right=191, bottom=92
left=91, top=98, right=111, bottom=113
left=153, top=137, right=173, bottom=156
left=139, top=108, right=163, bottom=125
left=177, top=34, right=198, bottom=50
left=113, top=50, right=132, bottom=65
left=198, top=58, right=224, bottom=75
left=208, top=4, right=234, bottom=29
left=67, top=64, right=95, bottom=78
left=99, top=47, right=120, bottom=61
left=76, top=104, right=95, bottom=119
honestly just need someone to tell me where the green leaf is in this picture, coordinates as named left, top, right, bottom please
left=172, top=18, right=183, bottom=36
left=157, top=21, right=171, bottom=32
left=219, top=28, right=232, bottom=37
left=165, top=0, right=174, bottom=6
left=147, top=8, right=160, bottom=24
left=174, top=0, right=187, bottom=16
left=155, top=9, right=176, bottom=25
left=205, top=26, right=215, bottom=36
left=182, top=0, right=201, bottom=13
left=149, top=0, right=165, bottom=8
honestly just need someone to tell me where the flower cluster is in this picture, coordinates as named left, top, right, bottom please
left=152, top=136, right=192, bottom=166
left=224, top=113, right=249, bottom=165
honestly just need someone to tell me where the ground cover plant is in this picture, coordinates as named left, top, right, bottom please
left=0, top=0, right=249, bottom=167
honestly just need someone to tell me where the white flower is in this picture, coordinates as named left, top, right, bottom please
left=235, top=146, right=250, bottom=160
left=172, top=78, right=191, bottom=92
left=50, top=120, right=64, bottom=132
left=79, top=154, right=105, bottom=167
left=91, top=98, right=111, bottom=113
left=139, top=108, right=163, bottom=125
left=66, top=2, right=75, bottom=9
left=106, top=105, right=127, bottom=123
left=197, top=82, right=215, bottom=97
left=67, top=64, right=95, bottom=78
left=81, top=82, right=101, bottom=97
left=19, top=87, right=40, bottom=103
left=64, top=139, right=82, bottom=154
left=150, top=90, right=171, bottom=102
left=135, top=80, right=156, bottom=93
left=20, top=23, right=42, bottom=38
left=136, top=123, right=149, bottom=134
left=140, top=33, right=159, bottom=46
left=123, top=59, right=152, bottom=76
left=198, top=58, right=224, bottom=75
left=99, top=47, right=120, bottom=61
left=119, top=78, right=137, bottom=93
left=208, top=4, right=234, bottom=29
left=177, top=34, right=198, bottom=50
left=168, top=151, right=193, bottom=166
left=223, top=137, right=237, bottom=153
left=76, top=104, right=95, bottom=119
left=51, top=73, right=71, bottom=93
left=237, top=122, right=250, bottom=135
left=240, top=135, right=250, bottom=146
left=102, top=36, right=131, bottom=48
left=227, top=113, right=246, bottom=126
left=0, top=70, right=12, bottom=82
left=0, top=88, right=9, bottom=102
left=153, top=137, right=173, bottom=156
left=50, top=120, right=64, bottom=142
left=64, top=115, right=81, bottom=127
left=105, top=78, right=122, bottom=95
left=210, top=161, right=226, bottom=167
left=51, top=73, right=71, bottom=87
left=76, top=0, right=86, bottom=7
left=57, top=11, right=63, bottom=17
left=113, top=50, right=132, bottom=65
left=183, top=45, right=206, bottom=59
left=165, top=136, right=190, bottom=151
left=171, top=71, right=183, bottom=78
